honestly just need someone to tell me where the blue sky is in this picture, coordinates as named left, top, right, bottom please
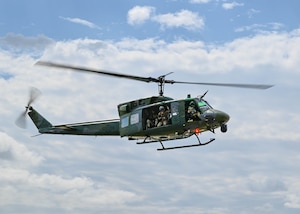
left=1, top=0, right=299, bottom=42
left=1, top=0, right=300, bottom=213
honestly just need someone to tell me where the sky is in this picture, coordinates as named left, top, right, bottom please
left=1, top=0, right=300, bottom=213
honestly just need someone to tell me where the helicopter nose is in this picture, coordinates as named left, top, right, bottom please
left=214, top=110, right=230, bottom=124
left=203, top=109, right=230, bottom=124
left=202, top=109, right=230, bottom=133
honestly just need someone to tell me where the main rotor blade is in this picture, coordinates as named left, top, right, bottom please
left=170, top=81, right=273, bottom=89
left=36, top=61, right=273, bottom=90
left=36, top=61, right=158, bottom=83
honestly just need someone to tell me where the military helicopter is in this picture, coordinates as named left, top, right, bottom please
left=16, top=61, right=273, bottom=150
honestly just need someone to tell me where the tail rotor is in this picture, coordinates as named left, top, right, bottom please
left=15, top=87, right=41, bottom=128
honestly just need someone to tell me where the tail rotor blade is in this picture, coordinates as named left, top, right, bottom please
left=15, top=87, right=41, bottom=129
left=27, top=87, right=41, bottom=106
left=15, top=110, right=28, bottom=129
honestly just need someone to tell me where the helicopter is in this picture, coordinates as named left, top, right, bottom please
left=16, top=61, right=273, bottom=151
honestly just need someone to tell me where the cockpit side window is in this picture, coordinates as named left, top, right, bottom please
left=198, top=100, right=211, bottom=113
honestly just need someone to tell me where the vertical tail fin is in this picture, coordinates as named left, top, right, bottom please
left=28, top=107, right=52, bottom=130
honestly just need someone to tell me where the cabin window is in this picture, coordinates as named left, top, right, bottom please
left=121, top=116, right=129, bottom=128
left=130, top=113, right=139, bottom=125
left=198, top=100, right=211, bottom=113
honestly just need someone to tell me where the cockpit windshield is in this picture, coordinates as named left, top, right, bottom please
left=197, top=99, right=212, bottom=113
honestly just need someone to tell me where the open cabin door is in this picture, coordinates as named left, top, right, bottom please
left=141, top=101, right=185, bottom=130
left=142, top=102, right=173, bottom=130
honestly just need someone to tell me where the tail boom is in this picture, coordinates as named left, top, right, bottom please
left=28, top=107, right=120, bottom=136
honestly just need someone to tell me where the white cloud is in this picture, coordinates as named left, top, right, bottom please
left=247, top=8, right=260, bottom=18
left=247, top=174, right=287, bottom=193
left=152, top=10, right=205, bottom=31
left=285, top=194, right=300, bottom=208
left=60, top=16, right=101, bottom=29
left=127, top=6, right=155, bottom=25
left=235, top=22, right=284, bottom=33
left=189, top=0, right=211, bottom=3
left=0, top=132, right=43, bottom=168
left=1, top=29, right=300, bottom=213
left=0, top=168, right=138, bottom=210
left=0, top=33, right=54, bottom=56
left=222, top=1, right=244, bottom=10
left=127, top=7, right=205, bottom=31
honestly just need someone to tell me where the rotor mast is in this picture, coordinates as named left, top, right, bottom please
left=158, top=72, right=174, bottom=96
left=158, top=80, right=164, bottom=96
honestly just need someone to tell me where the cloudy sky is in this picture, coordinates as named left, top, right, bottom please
left=1, top=0, right=300, bottom=213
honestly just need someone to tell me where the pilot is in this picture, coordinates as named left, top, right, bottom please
left=187, top=101, right=200, bottom=122
left=156, top=105, right=169, bottom=127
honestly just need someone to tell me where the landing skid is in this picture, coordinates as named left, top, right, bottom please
left=136, top=134, right=215, bottom=151
left=157, top=134, right=215, bottom=151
